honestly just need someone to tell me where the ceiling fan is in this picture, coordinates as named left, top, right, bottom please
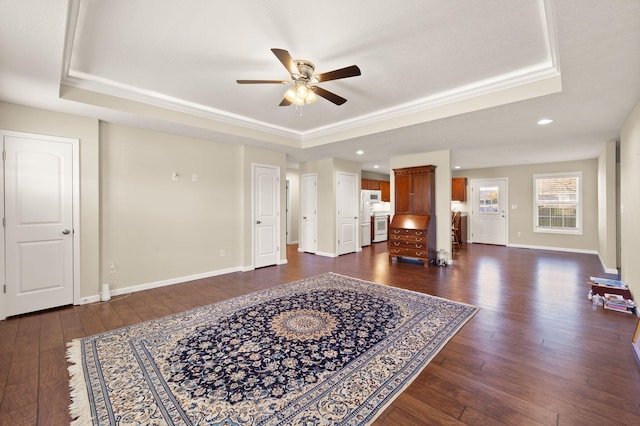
left=236, top=48, right=361, bottom=106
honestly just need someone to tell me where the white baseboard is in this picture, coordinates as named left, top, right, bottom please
left=633, top=340, right=640, bottom=368
left=80, top=266, right=244, bottom=305
left=80, top=295, right=101, bottom=304
left=597, top=252, right=619, bottom=274
left=316, top=251, right=338, bottom=258
left=507, top=243, right=598, bottom=255
left=507, top=243, right=619, bottom=275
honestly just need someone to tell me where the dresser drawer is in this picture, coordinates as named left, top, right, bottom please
left=390, top=233, right=426, bottom=243
left=390, top=228, right=426, bottom=237
left=388, top=247, right=427, bottom=258
left=389, top=240, right=426, bottom=250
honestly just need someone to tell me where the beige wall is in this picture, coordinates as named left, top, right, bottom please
left=0, top=102, right=100, bottom=298
left=361, top=171, right=390, bottom=181
left=101, top=123, right=245, bottom=289
left=454, top=159, right=599, bottom=252
left=597, top=140, right=617, bottom=273
left=390, top=150, right=452, bottom=261
left=620, top=100, right=640, bottom=300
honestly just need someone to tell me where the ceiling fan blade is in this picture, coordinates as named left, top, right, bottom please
left=315, top=65, right=361, bottom=82
left=279, top=98, right=292, bottom=107
left=271, top=48, right=299, bottom=76
left=313, top=86, right=347, bottom=105
left=236, top=80, right=288, bottom=84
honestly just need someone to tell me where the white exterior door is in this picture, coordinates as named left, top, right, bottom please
left=4, top=132, right=75, bottom=317
left=300, top=174, right=317, bottom=253
left=470, top=178, right=508, bottom=245
left=253, top=164, right=280, bottom=268
left=337, top=172, right=358, bottom=255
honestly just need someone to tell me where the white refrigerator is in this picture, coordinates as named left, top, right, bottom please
left=361, top=190, right=381, bottom=247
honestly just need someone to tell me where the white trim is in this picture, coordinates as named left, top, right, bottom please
left=336, top=172, right=359, bottom=255
left=316, top=251, right=338, bottom=258
left=469, top=178, right=509, bottom=245
left=598, top=252, right=619, bottom=275
left=300, top=173, right=318, bottom=254
left=507, top=243, right=597, bottom=255
left=79, top=266, right=244, bottom=305
left=533, top=171, right=583, bottom=235
left=251, top=163, right=281, bottom=269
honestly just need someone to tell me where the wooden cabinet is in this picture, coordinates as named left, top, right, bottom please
left=452, top=177, right=467, bottom=201
left=390, top=165, right=437, bottom=263
left=379, top=181, right=390, bottom=202
left=362, top=178, right=391, bottom=202
left=394, top=166, right=436, bottom=215
left=362, top=178, right=380, bottom=190
left=388, top=215, right=430, bottom=265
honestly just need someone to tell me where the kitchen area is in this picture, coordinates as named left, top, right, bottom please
left=361, top=175, right=468, bottom=249
left=361, top=177, right=391, bottom=247
left=361, top=189, right=391, bottom=246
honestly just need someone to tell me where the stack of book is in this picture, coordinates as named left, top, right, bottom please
left=589, top=276, right=628, bottom=290
left=603, top=293, right=636, bottom=314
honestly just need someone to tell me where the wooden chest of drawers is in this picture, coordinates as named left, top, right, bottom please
left=388, top=215, right=430, bottom=266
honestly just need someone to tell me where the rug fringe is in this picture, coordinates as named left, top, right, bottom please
left=66, top=339, right=93, bottom=426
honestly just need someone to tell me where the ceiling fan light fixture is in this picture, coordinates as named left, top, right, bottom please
left=284, top=82, right=317, bottom=105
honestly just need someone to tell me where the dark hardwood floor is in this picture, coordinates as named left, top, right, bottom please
left=1, top=242, right=639, bottom=425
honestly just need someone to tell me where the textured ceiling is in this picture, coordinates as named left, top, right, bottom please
left=1, top=0, right=639, bottom=173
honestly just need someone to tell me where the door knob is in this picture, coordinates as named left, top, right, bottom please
left=256, top=220, right=261, bottom=224
left=62, top=229, right=71, bottom=235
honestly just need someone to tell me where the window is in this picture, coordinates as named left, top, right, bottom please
left=478, top=186, right=499, bottom=213
left=533, top=172, right=582, bottom=234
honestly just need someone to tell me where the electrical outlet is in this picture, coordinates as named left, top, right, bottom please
left=517, top=231, right=521, bottom=237
left=220, top=249, right=225, bottom=257
left=109, top=262, right=116, bottom=273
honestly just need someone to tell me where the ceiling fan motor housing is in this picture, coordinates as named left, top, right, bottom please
left=294, top=60, right=315, bottom=81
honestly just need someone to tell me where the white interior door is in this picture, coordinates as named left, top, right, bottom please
left=4, top=133, right=75, bottom=317
left=253, top=164, right=280, bottom=268
left=286, top=179, right=292, bottom=244
left=337, top=172, right=358, bottom=255
left=470, top=178, right=508, bottom=245
left=300, top=174, right=317, bottom=253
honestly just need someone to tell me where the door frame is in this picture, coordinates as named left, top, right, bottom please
left=469, top=177, right=508, bottom=245
left=300, top=173, right=317, bottom=254
left=0, top=130, right=80, bottom=320
left=286, top=179, right=292, bottom=245
left=336, top=172, right=359, bottom=255
left=251, top=163, right=281, bottom=269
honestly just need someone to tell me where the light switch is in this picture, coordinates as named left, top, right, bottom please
left=511, top=204, right=518, bottom=209
left=192, top=173, right=198, bottom=182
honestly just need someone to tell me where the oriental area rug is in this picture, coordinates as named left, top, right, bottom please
left=67, top=272, right=478, bottom=425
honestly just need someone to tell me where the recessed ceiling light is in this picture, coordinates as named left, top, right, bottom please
left=537, top=118, right=553, bottom=125
left=454, top=165, right=461, bottom=169
left=356, top=150, right=364, bottom=155
left=373, top=165, right=379, bottom=169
